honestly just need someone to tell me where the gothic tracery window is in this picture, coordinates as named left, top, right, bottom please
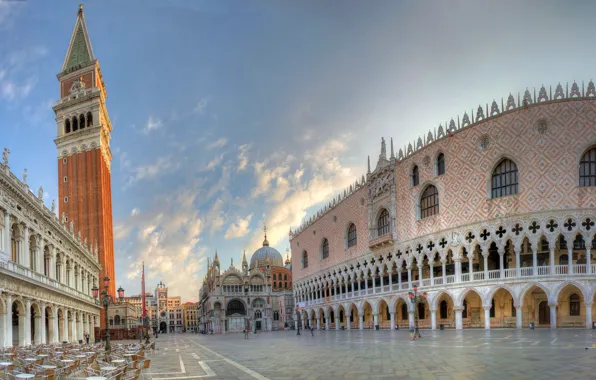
left=420, top=185, right=439, bottom=219
left=411, top=165, right=419, bottom=187
left=491, top=159, right=519, bottom=198
left=579, top=147, right=596, bottom=187
left=347, top=223, right=357, bottom=248
left=437, top=153, right=445, bottom=175
left=322, top=238, right=329, bottom=259
left=377, top=209, right=390, bottom=236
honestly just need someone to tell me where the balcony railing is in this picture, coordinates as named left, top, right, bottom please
left=0, top=257, right=95, bottom=304
left=299, top=264, right=596, bottom=305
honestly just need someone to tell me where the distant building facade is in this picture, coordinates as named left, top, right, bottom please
left=198, top=231, right=295, bottom=333
left=183, top=302, right=199, bottom=332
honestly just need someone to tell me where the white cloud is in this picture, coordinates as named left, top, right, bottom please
left=246, top=135, right=361, bottom=250
left=131, top=208, right=140, bottom=216
left=142, top=116, right=163, bottom=134
left=237, top=144, right=250, bottom=171
left=194, top=97, right=209, bottom=115
left=224, top=214, right=253, bottom=239
left=207, top=138, right=227, bottom=149
left=117, top=187, right=204, bottom=300
left=125, top=155, right=178, bottom=187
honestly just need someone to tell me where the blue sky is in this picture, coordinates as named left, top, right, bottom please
left=2, top=0, right=596, bottom=301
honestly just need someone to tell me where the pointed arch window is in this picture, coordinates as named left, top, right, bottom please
left=570, top=294, right=580, bottom=316
left=347, top=223, right=357, bottom=248
left=302, top=251, right=308, bottom=269
left=491, top=159, right=518, bottom=198
left=411, top=165, right=419, bottom=187
left=579, top=147, right=596, bottom=187
left=377, top=209, right=390, bottom=236
left=321, top=238, right=329, bottom=260
left=420, top=185, right=439, bottom=219
left=437, top=153, right=445, bottom=175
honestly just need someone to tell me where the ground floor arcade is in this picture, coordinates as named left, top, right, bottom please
left=299, top=281, right=595, bottom=330
left=0, top=289, right=100, bottom=347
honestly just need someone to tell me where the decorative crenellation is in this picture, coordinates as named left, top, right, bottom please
left=289, top=80, right=596, bottom=240
left=0, top=149, right=98, bottom=262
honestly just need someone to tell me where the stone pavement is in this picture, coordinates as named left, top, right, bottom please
left=140, top=329, right=596, bottom=380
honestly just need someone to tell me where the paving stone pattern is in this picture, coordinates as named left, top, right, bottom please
left=142, top=329, right=596, bottom=380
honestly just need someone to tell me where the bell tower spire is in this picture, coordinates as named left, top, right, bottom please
left=53, top=6, right=116, bottom=322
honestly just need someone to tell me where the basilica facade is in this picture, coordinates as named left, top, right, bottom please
left=198, top=233, right=294, bottom=333
left=291, top=83, right=596, bottom=331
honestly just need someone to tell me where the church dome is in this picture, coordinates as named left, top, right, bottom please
left=249, top=228, right=283, bottom=269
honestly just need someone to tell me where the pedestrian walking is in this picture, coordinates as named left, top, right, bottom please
left=244, top=328, right=249, bottom=339
left=310, top=325, right=314, bottom=336
left=85, top=332, right=90, bottom=344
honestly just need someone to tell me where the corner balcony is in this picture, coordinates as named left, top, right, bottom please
left=369, top=232, right=393, bottom=250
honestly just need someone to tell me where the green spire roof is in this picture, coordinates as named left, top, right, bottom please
left=62, top=5, right=95, bottom=72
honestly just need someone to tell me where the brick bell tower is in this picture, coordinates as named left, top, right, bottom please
left=53, top=5, right=116, bottom=322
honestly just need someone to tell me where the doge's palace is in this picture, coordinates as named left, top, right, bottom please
left=291, top=83, right=596, bottom=331
left=0, top=151, right=101, bottom=347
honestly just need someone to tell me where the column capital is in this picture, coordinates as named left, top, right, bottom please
left=453, top=306, right=464, bottom=312
left=482, top=305, right=491, bottom=311
left=585, top=302, right=593, bottom=307
left=548, top=303, right=558, bottom=308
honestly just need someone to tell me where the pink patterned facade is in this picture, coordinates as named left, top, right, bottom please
left=290, top=83, right=596, bottom=331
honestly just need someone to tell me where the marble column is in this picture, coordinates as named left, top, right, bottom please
left=0, top=308, right=5, bottom=348
left=515, top=245, right=521, bottom=277
left=585, top=302, right=593, bottom=328
left=532, top=247, right=538, bottom=276
left=431, top=309, right=437, bottom=330
left=23, top=226, right=29, bottom=268
left=567, top=247, right=573, bottom=275
left=390, top=312, right=395, bottom=330
left=3, top=212, right=9, bottom=255
left=483, top=306, right=491, bottom=330
left=515, top=306, right=523, bottom=329
left=407, top=267, right=412, bottom=289
left=586, top=247, right=592, bottom=274
left=549, top=304, right=557, bottom=328
left=454, top=307, right=463, bottom=330
left=358, top=314, right=364, bottom=330
left=25, top=299, right=31, bottom=346
left=373, top=313, right=378, bottom=329
left=6, top=295, right=13, bottom=347
left=408, top=310, right=414, bottom=330
left=63, top=311, right=69, bottom=343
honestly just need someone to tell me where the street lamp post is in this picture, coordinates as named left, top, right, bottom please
left=408, top=285, right=427, bottom=341
left=92, top=276, right=125, bottom=353
left=296, top=306, right=300, bottom=336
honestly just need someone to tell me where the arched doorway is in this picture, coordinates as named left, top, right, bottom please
left=377, top=299, right=390, bottom=329
left=435, top=292, right=454, bottom=328
left=349, top=304, right=358, bottom=329
left=226, top=299, right=246, bottom=333
left=522, top=284, right=549, bottom=327
left=395, top=298, right=409, bottom=329
left=557, top=284, right=585, bottom=328
left=490, top=288, right=516, bottom=328
left=462, top=289, right=483, bottom=328
left=160, top=321, right=167, bottom=333
left=337, top=305, right=346, bottom=329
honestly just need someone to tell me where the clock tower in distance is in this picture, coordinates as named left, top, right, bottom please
left=52, top=5, right=116, bottom=327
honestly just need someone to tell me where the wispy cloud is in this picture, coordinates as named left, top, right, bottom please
left=125, top=155, right=179, bottom=187
left=194, top=97, right=209, bottom=115
left=142, top=116, right=163, bottom=134
left=237, top=144, right=250, bottom=171
left=207, top=138, right=227, bottom=149
left=224, top=214, right=253, bottom=239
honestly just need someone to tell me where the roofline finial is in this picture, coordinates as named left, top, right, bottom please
left=78, top=4, right=83, bottom=15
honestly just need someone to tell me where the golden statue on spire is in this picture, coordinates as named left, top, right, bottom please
left=262, top=223, right=269, bottom=247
